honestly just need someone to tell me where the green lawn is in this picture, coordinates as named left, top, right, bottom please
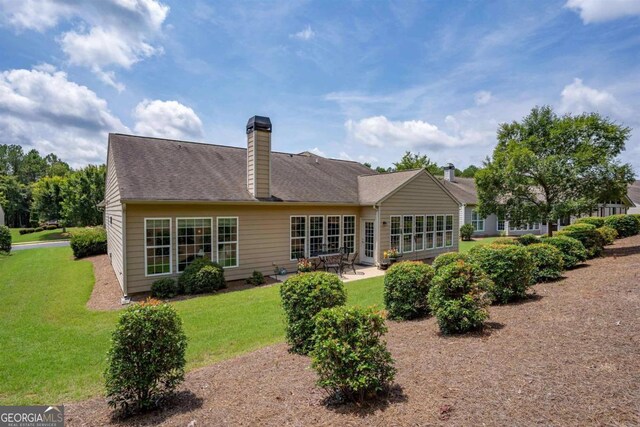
left=0, top=247, right=384, bottom=405
left=459, top=236, right=504, bottom=253
left=10, top=228, right=82, bottom=244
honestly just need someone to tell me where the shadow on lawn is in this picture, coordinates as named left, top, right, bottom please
left=110, top=390, right=204, bottom=426
left=323, top=384, right=408, bottom=418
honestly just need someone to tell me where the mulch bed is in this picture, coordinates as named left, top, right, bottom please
left=68, top=237, right=640, bottom=426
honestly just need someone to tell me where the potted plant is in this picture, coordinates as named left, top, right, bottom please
left=384, top=248, right=400, bottom=263
left=297, top=258, right=313, bottom=273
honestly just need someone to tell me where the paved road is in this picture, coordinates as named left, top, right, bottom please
left=12, top=241, right=70, bottom=251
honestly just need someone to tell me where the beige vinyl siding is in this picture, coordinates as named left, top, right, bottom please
left=125, top=204, right=360, bottom=294
left=378, top=173, right=459, bottom=263
left=247, top=132, right=255, bottom=192
left=105, top=147, right=125, bottom=291
left=254, top=131, right=271, bottom=198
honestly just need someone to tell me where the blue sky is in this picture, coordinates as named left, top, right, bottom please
left=0, top=0, right=639, bottom=171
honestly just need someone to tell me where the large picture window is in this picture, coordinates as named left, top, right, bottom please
left=415, top=215, right=424, bottom=251
left=290, top=216, right=306, bottom=260
left=327, top=215, right=341, bottom=252
left=436, top=215, right=445, bottom=248
left=309, top=216, right=324, bottom=256
left=217, top=217, right=238, bottom=267
left=145, top=218, right=172, bottom=276
left=445, top=214, right=454, bottom=247
left=425, top=215, right=435, bottom=249
left=177, top=218, right=212, bottom=272
left=403, top=215, right=414, bottom=253
left=390, top=216, right=401, bottom=251
left=471, top=210, right=485, bottom=232
left=343, top=215, right=356, bottom=254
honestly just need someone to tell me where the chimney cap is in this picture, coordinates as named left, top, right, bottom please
left=444, top=163, right=455, bottom=170
left=246, top=116, right=272, bottom=134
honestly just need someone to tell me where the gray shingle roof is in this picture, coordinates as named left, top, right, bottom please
left=108, top=134, right=377, bottom=203
left=358, top=170, right=423, bottom=205
left=438, top=177, right=478, bottom=205
left=628, top=180, right=640, bottom=207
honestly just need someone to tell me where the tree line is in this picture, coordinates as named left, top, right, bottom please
left=364, top=152, right=482, bottom=177
left=0, top=145, right=105, bottom=228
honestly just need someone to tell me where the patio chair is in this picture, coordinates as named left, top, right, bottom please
left=322, top=253, right=344, bottom=276
left=341, top=251, right=358, bottom=275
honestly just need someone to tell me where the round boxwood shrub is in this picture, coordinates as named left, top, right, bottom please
left=491, top=237, right=521, bottom=246
left=575, top=216, right=605, bottom=228
left=557, top=223, right=604, bottom=258
left=0, top=225, right=11, bottom=254
left=596, top=226, right=617, bottom=246
left=427, top=260, right=493, bottom=335
left=432, top=252, right=469, bottom=272
left=603, top=214, right=640, bottom=238
left=105, top=299, right=187, bottom=416
left=70, top=227, right=107, bottom=258
left=280, top=272, right=346, bottom=355
left=525, top=243, right=564, bottom=282
left=151, top=278, right=179, bottom=299
left=178, top=258, right=226, bottom=294
left=383, top=261, right=435, bottom=320
left=540, top=235, right=587, bottom=268
left=460, top=223, right=474, bottom=241
left=311, top=306, right=396, bottom=403
left=469, top=244, right=535, bottom=303
left=246, top=270, right=266, bottom=286
left=516, top=234, right=540, bottom=246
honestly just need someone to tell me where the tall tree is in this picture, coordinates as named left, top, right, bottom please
left=18, top=149, right=48, bottom=184
left=0, top=175, right=31, bottom=227
left=31, top=176, right=67, bottom=223
left=476, top=106, right=634, bottom=236
left=460, top=165, right=481, bottom=178
left=393, top=151, right=441, bottom=175
left=61, top=164, right=106, bottom=226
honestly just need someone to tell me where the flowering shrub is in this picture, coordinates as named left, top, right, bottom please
left=297, top=258, right=313, bottom=273
left=384, top=248, right=400, bottom=259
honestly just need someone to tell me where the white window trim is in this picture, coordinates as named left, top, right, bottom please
left=471, top=210, right=485, bottom=232
left=425, top=215, right=435, bottom=250
left=326, top=215, right=341, bottom=252
left=217, top=216, right=239, bottom=268
left=414, top=215, right=425, bottom=251
left=497, top=219, right=505, bottom=231
left=402, top=215, right=414, bottom=253
left=144, top=217, right=173, bottom=278
left=445, top=214, right=454, bottom=247
left=309, top=215, right=325, bottom=257
left=290, top=215, right=307, bottom=261
left=176, top=217, right=214, bottom=273
left=342, top=215, right=356, bottom=254
left=435, top=214, right=445, bottom=249
left=390, top=215, right=402, bottom=251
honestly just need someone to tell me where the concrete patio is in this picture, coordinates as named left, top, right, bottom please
left=276, top=264, right=385, bottom=283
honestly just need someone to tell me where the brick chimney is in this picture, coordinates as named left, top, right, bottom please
left=246, top=116, right=272, bottom=199
left=443, top=163, right=455, bottom=182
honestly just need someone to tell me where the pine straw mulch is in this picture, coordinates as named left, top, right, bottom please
left=68, top=236, right=640, bottom=426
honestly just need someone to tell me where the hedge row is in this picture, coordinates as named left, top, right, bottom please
left=70, top=227, right=107, bottom=258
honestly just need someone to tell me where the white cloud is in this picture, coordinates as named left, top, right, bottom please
left=0, top=67, right=128, bottom=167
left=565, top=0, right=640, bottom=23
left=474, top=90, right=492, bottom=106
left=0, top=0, right=169, bottom=90
left=307, top=147, right=326, bottom=157
left=291, top=25, right=315, bottom=40
left=338, top=151, right=352, bottom=161
left=560, top=78, right=623, bottom=114
left=133, top=99, right=203, bottom=140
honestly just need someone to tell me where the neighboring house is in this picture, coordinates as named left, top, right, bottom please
left=0, top=205, right=4, bottom=226
left=105, top=116, right=460, bottom=295
left=626, top=180, right=640, bottom=214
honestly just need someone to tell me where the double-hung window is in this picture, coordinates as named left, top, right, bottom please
left=445, top=214, right=454, bottom=247
left=425, top=215, right=435, bottom=249
left=436, top=215, right=445, bottom=248
left=497, top=218, right=506, bottom=231
left=414, top=215, right=424, bottom=251
left=145, top=218, right=172, bottom=276
left=290, top=216, right=306, bottom=260
left=177, top=218, right=212, bottom=272
left=217, top=217, right=238, bottom=268
left=327, top=215, right=341, bottom=252
left=403, top=215, right=414, bottom=253
left=309, top=216, right=324, bottom=256
left=342, top=216, right=356, bottom=254
left=471, top=210, right=485, bottom=232
left=390, top=216, right=401, bottom=251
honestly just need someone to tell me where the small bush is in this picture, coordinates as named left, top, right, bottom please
left=34, top=227, right=44, bottom=232
left=469, top=244, right=535, bottom=303
left=540, top=235, right=587, bottom=268
left=311, top=306, right=396, bottom=403
left=179, top=258, right=225, bottom=294
left=576, top=216, right=605, bottom=228
left=19, top=228, right=35, bottom=235
left=0, top=225, right=11, bottom=254
left=383, top=261, right=435, bottom=320
left=246, top=270, right=266, bottom=286
left=427, top=260, right=493, bottom=335
left=596, top=226, right=618, bottom=245
left=105, top=299, right=187, bottom=416
left=557, top=223, right=604, bottom=258
left=516, top=234, right=540, bottom=246
left=432, top=252, right=469, bottom=272
left=491, top=237, right=521, bottom=246
left=151, top=278, right=179, bottom=299
left=460, top=223, right=474, bottom=241
left=280, top=272, right=347, bottom=354
left=70, top=227, right=107, bottom=258
left=525, top=243, right=564, bottom=282
left=603, top=214, right=640, bottom=238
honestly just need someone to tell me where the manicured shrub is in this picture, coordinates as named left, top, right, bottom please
left=576, top=216, right=605, bottom=228
left=178, top=258, right=225, bottom=294
left=427, top=260, right=493, bottom=335
left=516, top=234, right=540, bottom=246
left=0, top=225, right=11, bottom=254
left=469, top=244, right=535, bottom=303
left=311, top=306, right=396, bottom=402
left=383, top=261, right=435, bottom=320
left=70, top=227, right=107, bottom=258
left=596, top=226, right=618, bottom=245
left=45, top=225, right=58, bottom=230
left=432, top=252, right=469, bottom=272
left=525, top=243, right=564, bottom=282
left=151, top=278, right=179, bottom=299
left=557, top=223, right=604, bottom=258
left=280, top=272, right=347, bottom=354
left=34, top=227, right=44, bottom=232
left=491, top=237, right=521, bottom=246
left=19, top=228, right=35, bottom=235
left=460, top=223, right=474, bottom=241
left=603, top=214, right=640, bottom=238
left=246, top=270, right=266, bottom=286
left=540, top=235, right=587, bottom=268
left=105, top=299, right=187, bottom=416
